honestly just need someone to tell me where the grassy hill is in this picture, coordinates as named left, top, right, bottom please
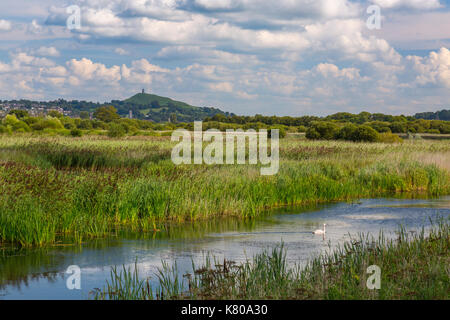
left=113, top=92, right=232, bottom=122
left=125, top=93, right=195, bottom=110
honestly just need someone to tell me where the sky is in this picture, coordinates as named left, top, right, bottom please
left=0, top=0, right=449, bottom=116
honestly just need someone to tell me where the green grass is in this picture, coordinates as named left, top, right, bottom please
left=94, top=220, right=450, bottom=300
left=1, top=135, right=450, bottom=247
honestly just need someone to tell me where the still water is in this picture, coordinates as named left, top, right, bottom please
left=1, top=196, right=449, bottom=300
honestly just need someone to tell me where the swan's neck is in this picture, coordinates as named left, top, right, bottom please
left=323, top=225, right=326, bottom=232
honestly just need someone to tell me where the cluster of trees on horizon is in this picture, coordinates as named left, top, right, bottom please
left=2, top=105, right=450, bottom=143
left=1, top=98, right=448, bottom=122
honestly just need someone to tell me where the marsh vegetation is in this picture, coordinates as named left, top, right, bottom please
left=1, top=135, right=449, bottom=247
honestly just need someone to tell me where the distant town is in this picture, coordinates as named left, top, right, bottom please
left=0, top=101, right=72, bottom=118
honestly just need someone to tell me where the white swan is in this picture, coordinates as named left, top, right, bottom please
left=313, top=223, right=326, bottom=235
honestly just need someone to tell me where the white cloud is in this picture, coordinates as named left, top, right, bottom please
left=34, top=46, right=60, bottom=57
left=315, top=63, right=361, bottom=80
left=407, top=47, right=450, bottom=88
left=0, top=19, right=12, bottom=31
left=371, top=0, right=443, bottom=10
left=0, top=0, right=449, bottom=114
left=66, top=58, right=122, bottom=82
left=115, top=48, right=129, bottom=55
left=209, top=81, right=233, bottom=93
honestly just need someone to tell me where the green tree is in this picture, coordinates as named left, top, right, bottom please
left=48, top=110, right=63, bottom=118
left=351, top=125, right=379, bottom=142
left=79, top=111, right=90, bottom=119
left=8, top=109, right=29, bottom=119
left=336, top=124, right=358, bottom=140
left=94, top=106, right=120, bottom=122
left=169, top=113, right=177, bottom=123
left=306, top=122, right=339, bottom=140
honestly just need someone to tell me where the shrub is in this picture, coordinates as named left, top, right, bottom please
left=335, top=124, right=358, bottom=141
left=70, top=128, right=83, bottom=137
left=438, top=123, right=450, bottom=134
left=22, top=116, right=38, bottom=126
left=107, top=123, right=126, bottom=138
left=268, top=127, right=286, bottom=139
left=8, top=109, right=29, bottom=119
left=305, top=128, right=321, bottom=140
left=367, top=121, right=392, bottom=133
left=0, top=124, right=11, bottom=134
left=2, top=114, right=20, bottom=126
left=306, top=122, right=339, bottom=140
left=77, top=119, right=93, bottom=130
left=48, top=110, right=63, bottom=118
left=2, top=114, right=31, bottom=132
left=64, top=122, right=76, bottom=130
left=12, top=121, right=31, bottom=132
left=351, top=125, right=379, bottom=142
left=389, top=122, right=407, bottom=133
left=377, top=132, right=403, bottom=143
left=31, top=117, right=64, bottom=131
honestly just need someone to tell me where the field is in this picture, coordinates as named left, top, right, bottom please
left=1, top=134, right=450, bottom=247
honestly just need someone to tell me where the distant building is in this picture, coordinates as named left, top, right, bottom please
left=142, top=89, right=145, bottom=94
left=129, top=110, right=133, bottom=119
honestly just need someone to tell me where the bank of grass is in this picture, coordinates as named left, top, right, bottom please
left=1, top=135, right=450, bottom=247
left=95, top=220, right=449, bottom=300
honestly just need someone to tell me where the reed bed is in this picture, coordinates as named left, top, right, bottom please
left=94, top=220, right=450, bottom=300
left=1, top=135, right=450, bottom=247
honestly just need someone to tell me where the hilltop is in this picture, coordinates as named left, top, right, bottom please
left=111, top=91, right=233, bottom=122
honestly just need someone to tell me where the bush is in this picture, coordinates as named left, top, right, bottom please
left=70, top=128, right=83, bottom=137
left=438, top=123, right=450, bottom=134
left=31, top=117, right=64, bottom=130
left=306, top=122, right=339, bottom=140
left=2, top=114, right=31, bottom=132
left=77, top=119, right=93, bottom=130
left=377, top=132, right=403, bottom=143
left=351, top=125, right=379, bottom=142
left=268, top=127, right=286, bottom=139
left=12, top=121, right=31, bottom=132
left=335, top=124, right=358, bottom=141
left=305, top=128, right=321, bottom=140
left=64, top=122, right=76, bottom=130
left=8, top=109, right=29, bottom=119
left=367, top=121, right=391, bottom=133
left=2, top=114, right=20, bottom=126
left=389, top=122, right=407, bottom=133
left=0, top=124, right=11, bottom=134
left=107, top=123, right=126, bottom=138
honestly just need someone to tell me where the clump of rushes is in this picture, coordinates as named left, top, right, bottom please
left=0, top=135, right=450, bottom=247
left=95, top=220, right=449, bottom=300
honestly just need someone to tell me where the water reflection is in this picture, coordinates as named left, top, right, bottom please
left=0, top=196, right=448, bottom=299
